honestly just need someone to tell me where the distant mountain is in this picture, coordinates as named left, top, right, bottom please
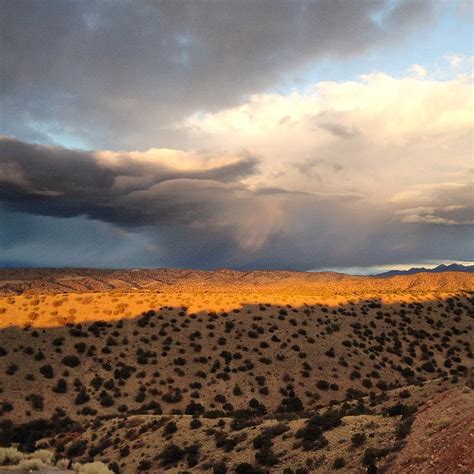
left=375, top=263, right=474, bottom=278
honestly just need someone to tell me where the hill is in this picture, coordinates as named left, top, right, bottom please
left=0, top=269, right=472, bottom=473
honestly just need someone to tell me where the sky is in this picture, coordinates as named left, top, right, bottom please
left=0, top=0, right=473, bottom=272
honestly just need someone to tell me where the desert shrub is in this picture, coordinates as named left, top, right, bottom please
left=383, top=402, right=416, bottom=419
left=350, top=370, right=361, bottom=380
left=108, top=462, right=119, bottom=474
left=163, top=421, right=177, bottom=436
left=26, top=394, right=44, bottom=411
left=99, top=391, right=114, bottom=407
left=214, top=431, right=238, bottom=451
left=316, top=380, right=329, bottom=390
left=5, top=364, right=18, bottom=375
left=0, top=402, right=13, bottom=415
left=255, top=447, right=279, bottom=466
left=295, top=411, right=337, bottom=450
left=74, top=342, right=87, bottom=354
left=185, top=400, right=204, bottom=415
left=67, top=440, right=87, bottom=458
left=333, top=457, right=345, bottom=469
left=73, top=461, right=113, bottom=473
left=185, top=443, right=200, bottom=467
left=190, top=418, right=202, bottom=429
left=395, top=417, right=414, bottom=439
left=173, top=357, right=186, bottom=366
left=53, top=378, right=67, bottom=394
left=308, top=410, right=342, bottom=431
left=158, top=443, right=185, bottom=466
left=346, top=388, right=367, bottom=400
left=91, top=375, right=103, bottom=390
left=29, top=449, right=53, bottom=465
left=135, top=391, right=146, bottom=403
left=351, top=432, right=366, bottom=447
left=137, top=459, right=151, bottom=471
left=296, top=422, right=322, bottom=444
left=277, top=397, right=304, bottom=413
left=253, top=423, right=290, bottom=450
left=162, top=389, right=183, bottom=404
left=17, top=458, right=47, bottom=470
left=62, top=355, right=80, bottom=368
left=212, top=461, right=227, bottom=473
left=325, top=348, right=335, bottom=358
left=0, top=447, right=25, bottom=465
left=119, top=446, right=130, bottom=457
left=80, top=406, right=97, bottom=417
left=52, top=337, right=65, bottom=346
left=39, top=364, right=54, bottom=379
left=235, top=463, right=264, bottom=474
left=363, top=447, right=390, bottom=466
left=75, top=389, right=90, bottom=405
left=103, top=379, right=115, bottom=390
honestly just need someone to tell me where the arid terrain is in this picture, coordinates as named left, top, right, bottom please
left=0, top=269, right=472, bottom=473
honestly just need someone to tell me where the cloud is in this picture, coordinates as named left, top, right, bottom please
left=0, top=136, right=260, bottom=226
left=1, top=0, right=434, bottom=148
left=1, top=61, right=472, bottom=269
left=392, top=180, right=474, bottom=225
left=0, top=137, right=367, bottom=257
left=183, top=72, right=473, bottom=203
left=0, top=136, right=389, bottom=266
left=409, top=64, right=428, bottom=78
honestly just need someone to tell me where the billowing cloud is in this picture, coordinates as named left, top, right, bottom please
left=183, top=72, right=473, bottom=202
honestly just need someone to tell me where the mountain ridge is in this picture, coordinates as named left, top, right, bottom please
left=375, top=263, right=474, bottom=278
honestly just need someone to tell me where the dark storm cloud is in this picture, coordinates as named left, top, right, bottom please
left=0, top=136, right=258, bottom=225
left=1, top=0, right=434, bottom=148
left=0, top=136, right=382, bottom=269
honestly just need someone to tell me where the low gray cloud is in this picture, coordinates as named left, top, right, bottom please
left=0, top=136, right=258, bottom=225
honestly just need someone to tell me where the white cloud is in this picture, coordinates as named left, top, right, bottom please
left=409, top=64, right=428, bottom=78
left=183, top=70, right=473, bottom=206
